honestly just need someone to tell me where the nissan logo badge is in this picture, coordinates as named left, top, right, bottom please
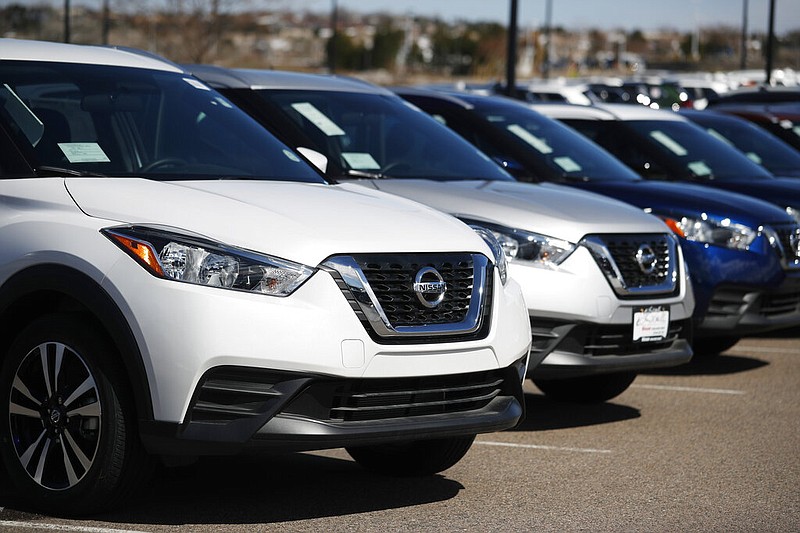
left=635, top=244, right=658, bottom=275
left=413, top=266, right=447, bottom=308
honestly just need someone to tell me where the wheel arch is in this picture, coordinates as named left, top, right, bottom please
left=0, top=263, right=154, bottom=422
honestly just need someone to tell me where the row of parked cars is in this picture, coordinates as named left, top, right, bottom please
left=1, top=38, right=798, bottom=516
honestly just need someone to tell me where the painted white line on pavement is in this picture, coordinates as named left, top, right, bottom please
left=477, top=440, right=612, bottom=454
left=632, top=384, right=745, bottom=395
left=728, top=345, right=800, bottom=355
left=0, top=521, right=149, bottom=533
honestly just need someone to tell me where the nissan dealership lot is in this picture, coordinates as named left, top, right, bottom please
left=1, top=332, right=797, bottom=532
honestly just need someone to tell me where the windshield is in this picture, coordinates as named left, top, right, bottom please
left=627, top=119, right=774, bottom=181
left=250, top=89, right=514, bottom=182
left=0, top=61, right=323, bottom=183
left=470, top=99, right=642, bottom=182
left=689, top=115, right=800, bottom=178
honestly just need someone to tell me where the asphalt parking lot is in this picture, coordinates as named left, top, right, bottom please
left=1, top=331, right=798, bottom=533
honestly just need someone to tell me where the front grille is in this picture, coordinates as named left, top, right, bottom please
left=583, top=234, right=678, bottom=298
left=325, top=370, right=505, bottom=422
left=604, top=235, right=672, bottom=288
left=772, top=224, right=800, bottom=269
left=323, top=252, right=492, bottom=342
left=356, top=254, right=474, bottom=326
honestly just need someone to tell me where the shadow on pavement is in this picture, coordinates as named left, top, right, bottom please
left=643, top=353, right=768, bottom=377
left=0, top=452, right=463, bottom=525
left=512, top=392, right=640, bottom=432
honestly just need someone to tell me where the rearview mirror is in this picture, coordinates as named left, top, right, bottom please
left=297, top=147, right=328, bottom=174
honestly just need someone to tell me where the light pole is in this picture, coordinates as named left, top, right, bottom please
left=328, top=0, right=338, bottom=73
left=740, top=0, right=748, bottom=69
left=63, top=0, right=71, bottom=43
left=506, top=0, right=518, bottom=96
left=542, top=0, right=552, bottom=79
left=765, top=0, right=775, bottom=85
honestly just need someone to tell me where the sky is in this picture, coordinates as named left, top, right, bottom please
left=13, top=0, right=800, bottom=34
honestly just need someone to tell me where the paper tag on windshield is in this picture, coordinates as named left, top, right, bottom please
left=633, top=306, right=669, bottom=342
left=649, top=131, right=687, bottom=156
left=342, top=152, right=380, bottom=170
left=291, top=102, right=345, bottom=136
left=554, top=156, right=582, bottom=173
left=687, top=160, right=712, bottom=177
left=507, top=124, right=553, bottom=154
left=58, top=142, right=110, bottom=163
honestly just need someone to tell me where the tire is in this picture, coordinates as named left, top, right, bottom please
left=533, top=371, right=637, bottom=403
left=346, top=435, right=475, bottom=477
left=692, top=336, right=740, bottom=356
left=0, top=314, right=152, bottom=516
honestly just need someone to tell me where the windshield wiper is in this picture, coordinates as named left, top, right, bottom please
left=336, top=169, right=389, bottom=180
left=36, top=166, right=108, bottom=178
left=559, top=174, right=591, bottom=182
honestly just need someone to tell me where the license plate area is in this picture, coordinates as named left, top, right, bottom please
left=633, top=306, right=669, bottom=342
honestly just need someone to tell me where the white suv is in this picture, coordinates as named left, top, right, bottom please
left=187, top=67, right=696, bottom=405
left=0, top=39, right=532, bottom=515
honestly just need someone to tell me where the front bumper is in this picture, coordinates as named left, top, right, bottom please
left=528, top=317, right=693, bottom=379
left=139, top=358, right=527, bottom=456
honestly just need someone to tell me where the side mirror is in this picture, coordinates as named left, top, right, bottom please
left=297, top=147, right=328, bottom=174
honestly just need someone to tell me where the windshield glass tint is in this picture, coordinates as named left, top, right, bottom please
left=627, top=120, right=773, bottom=181
left=691, top=115, right=800, bottom=178
left=252, top=90, right=514, bottom=181
left=0, top=61, right=323, bottom=182
left=472, top=100, right=641, bottom=182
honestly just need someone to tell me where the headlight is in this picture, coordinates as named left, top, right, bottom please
left=470, top=225, right=508, bottom=285
left=786, top=207, right=800, bottom=224
left=660, top=214, right=757, bottom=250
left=103, top=225, right=315, bottom=296
left=459, top=218, right=575, bottom=269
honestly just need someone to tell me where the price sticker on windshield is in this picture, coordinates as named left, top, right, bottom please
left=633, top=306, right=669, bottom=342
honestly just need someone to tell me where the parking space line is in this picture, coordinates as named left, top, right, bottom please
left=728, top=345, right=800, bottom=355
left=0, top=521, right=149, bottom=533
left=632, top=384, right=745, bottom=395
left=477, top=440, right=612, bottom=454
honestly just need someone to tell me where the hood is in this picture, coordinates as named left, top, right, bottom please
left=707, top=177, right=800, bottom=212
left=344, top=179, right=669, bottom=243
left=576, top=180, right=796, bottom=227
left=66, top=178, right=490, bottom=266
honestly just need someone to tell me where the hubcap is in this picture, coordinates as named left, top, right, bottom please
left=8, top=341, right=102, bottom=490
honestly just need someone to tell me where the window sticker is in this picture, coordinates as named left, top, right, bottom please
left=342, top=152, right=380, bottom=170
left=687, top=160, right=712, bottom=176
left=745, top=152, right=763, bottom=165
left=290, top=102, right=345, bottom=136
left=507, top=124, right=553, bottom=154
left=554, top=156, right=582, bottom=173
left=649, top=130, right=687, bottom=156
left=183, top=78, right=211, bottom=91
left=58, top=143, right=110, bottom=163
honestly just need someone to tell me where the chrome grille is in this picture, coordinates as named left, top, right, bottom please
left=322, top=252, right=492, bottom=341
left=583, top=233, right=678, bottom=297
left=771, top=224, right=800, bottom=269
left=357, top=254, right=473, bottom=326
